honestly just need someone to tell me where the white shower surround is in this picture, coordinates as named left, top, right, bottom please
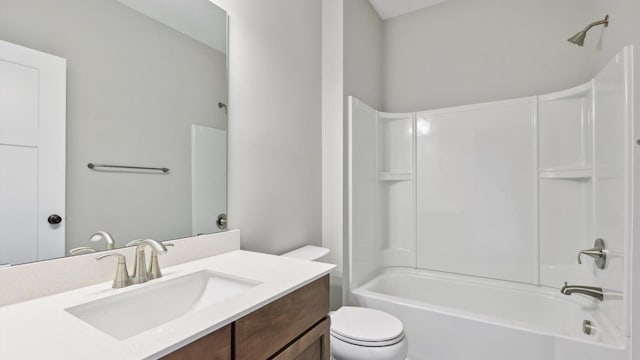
left=348, top=46, right=634, bottom=359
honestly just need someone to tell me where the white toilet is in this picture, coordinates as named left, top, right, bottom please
left=282, top=246, right=409, bottom=360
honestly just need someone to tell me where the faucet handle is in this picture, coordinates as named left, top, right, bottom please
left=577, top=239, right=606, bottom=269
left=148, top=243, right=174, bottom=280
left=155, top=242, right=174, bottom=252
left=126, top=239, right=143, bottom=247
left=96, top=253, right=132, bottom=289
left=69, top=246, right=97, bottom=255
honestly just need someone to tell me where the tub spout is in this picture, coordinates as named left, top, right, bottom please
left=560, top=282, right=604, bottom=301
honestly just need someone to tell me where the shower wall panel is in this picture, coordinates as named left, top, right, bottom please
left=376, top=112, right=415, bottom=268
left=415, top=99, right=538, bottom=284
left=592, top=49, right=631, bottom=336
left=538, top=84, right=593, bottom=289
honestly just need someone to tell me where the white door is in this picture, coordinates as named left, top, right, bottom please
left=0, top=40, right=66, bottom=265
left=191, top=125, right=227, bottom=235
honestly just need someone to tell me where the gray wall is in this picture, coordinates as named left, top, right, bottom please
left=338, top=0, right=382, bottom=284
left=0, top=0, right=227, bottom=251
left=344, top=0, right=383, bottom=110
left=590, top=0, right=640, bottom=70
left=214, top=0, right=323, bottom=255
left=322, top=0, right=345, bottom=273
left=381, top=0, right=596, bottom=112
left=319, top=0, right=382, bottom=275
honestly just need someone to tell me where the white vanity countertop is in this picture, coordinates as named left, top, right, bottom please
left=0, top=250, right=334, bottom=359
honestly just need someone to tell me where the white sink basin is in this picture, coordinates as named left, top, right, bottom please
left=66, top=270, right=261, bottom=340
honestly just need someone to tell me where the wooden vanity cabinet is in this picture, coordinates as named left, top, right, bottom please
left=163, top=275, right=330, bottom=360
left=161, top=324, right=232, bottom=360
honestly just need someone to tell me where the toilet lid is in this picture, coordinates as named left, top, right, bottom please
left=330, top=307, right=404, bottom=343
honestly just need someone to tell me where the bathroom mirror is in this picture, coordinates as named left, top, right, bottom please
left=0, top=0, right=228, bottom=266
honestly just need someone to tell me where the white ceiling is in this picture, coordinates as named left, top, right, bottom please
left=369, top=0, right=448, bottom=20
left=117, top=0, right=227, bottom=54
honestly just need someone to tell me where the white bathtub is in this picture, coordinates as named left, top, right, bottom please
left=351, top=268, right=629, bottom=360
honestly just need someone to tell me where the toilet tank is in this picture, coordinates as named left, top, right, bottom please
left=281, top=246, right=330, bottom=262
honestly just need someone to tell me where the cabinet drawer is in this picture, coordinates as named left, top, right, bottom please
left=235, top=276, right=330, bottom=360
left=273, top=317, right=330, bottom=360
left=161, top=324, right=231, bottom=360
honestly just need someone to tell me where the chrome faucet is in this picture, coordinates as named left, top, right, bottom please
left=69, top=231, right=116, bottom=255
left=96, top=239, right=170, bottom=289
left=127, top=239, right=169, bottom=284
left=560, top=282, right=604, bottom=301
left=90, top=231, right=116, bottom=250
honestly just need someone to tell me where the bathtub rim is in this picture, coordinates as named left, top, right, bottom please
left=352, top=267, right=627, bottom=350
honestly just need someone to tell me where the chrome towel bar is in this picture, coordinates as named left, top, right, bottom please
left=87, top=163, right=169, bottom=173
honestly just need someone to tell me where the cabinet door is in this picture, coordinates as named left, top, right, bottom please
left=161, top=324, right=231, bottom=360
left=272, top=317, right=330, bottom=360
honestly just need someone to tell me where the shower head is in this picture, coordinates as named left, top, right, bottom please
left=568, top=15, right=609, bottom=46
left=567, top=31, right=587, bottom=46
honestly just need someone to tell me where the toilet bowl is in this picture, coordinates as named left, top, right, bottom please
left=282, top=246, right=409, bottom=360
left=330, top=306, right=408, bottom=360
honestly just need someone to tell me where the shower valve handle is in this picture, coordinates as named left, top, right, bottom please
left=577, top=239, right=606, bottom=269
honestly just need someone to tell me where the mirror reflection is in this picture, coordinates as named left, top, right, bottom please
left=0, top=0, right=228, bottom=266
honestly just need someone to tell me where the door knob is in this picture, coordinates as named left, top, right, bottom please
left=216, top=213, right=227, bottom=230
left=48, top=214, right=62, bottom=225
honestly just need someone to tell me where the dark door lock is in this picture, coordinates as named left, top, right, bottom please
left=48, top=214, right=63, bottom=225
